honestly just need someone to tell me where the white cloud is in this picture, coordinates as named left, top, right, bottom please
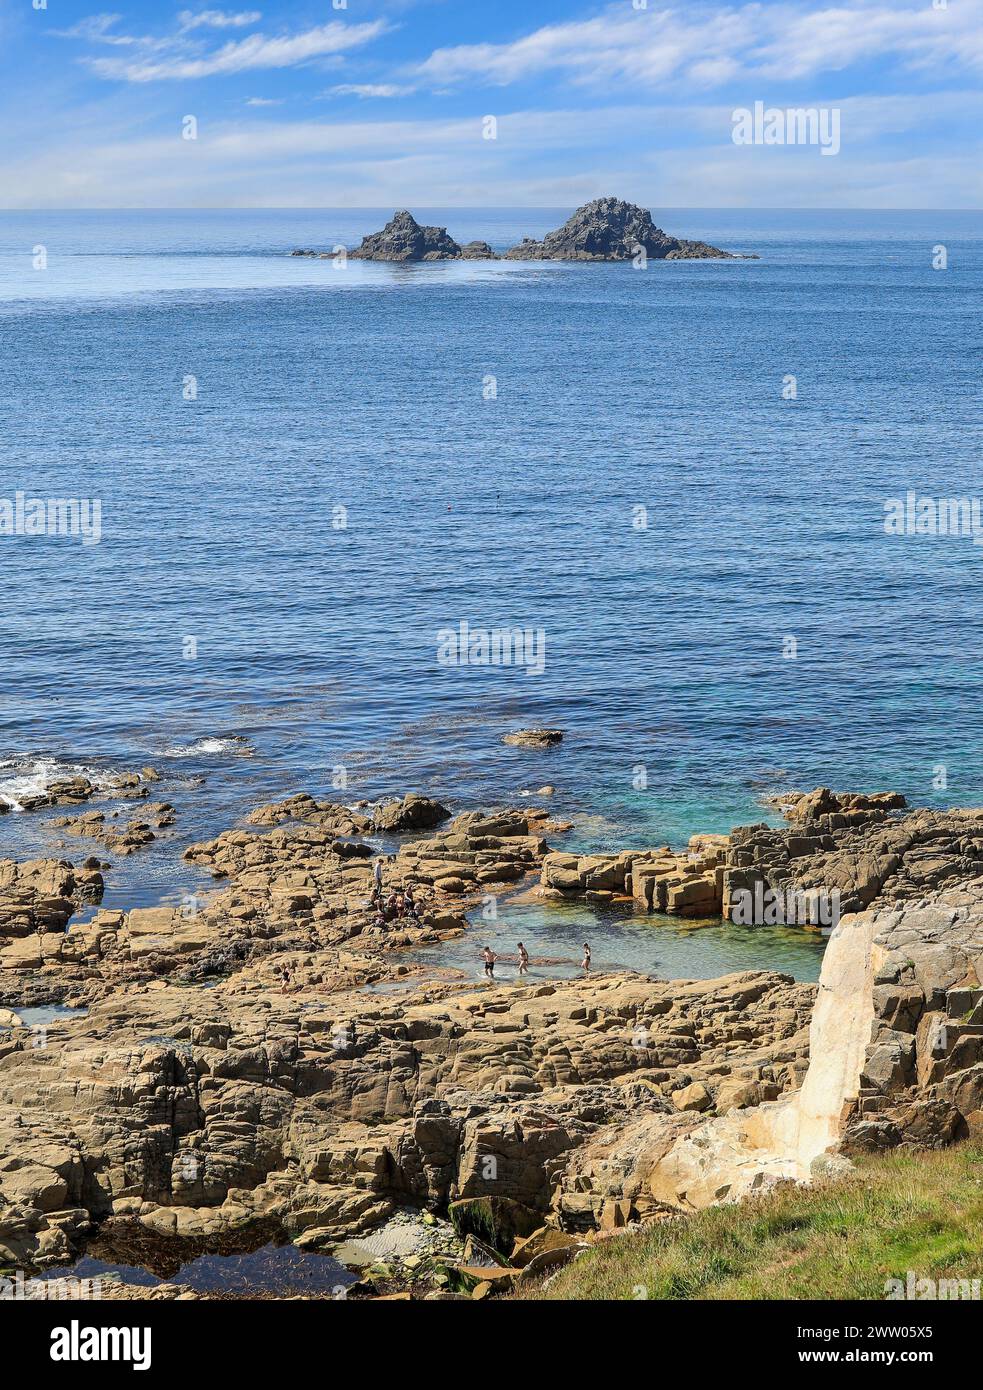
left=413, top=1, right=983, bottom=90
left=89, top=19, right=388, bottom=82
left=178, top=10, right=263, bottom=31
left=51, top=13, right=144, bottom=46
left=4, top=99, right=980, bottom=209
left=328, top=83, right=415, bottom=99
left=245, top=96, right=282, bottom=106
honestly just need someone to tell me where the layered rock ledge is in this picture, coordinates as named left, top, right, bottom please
left=3, top=785, right=983, bottom=1295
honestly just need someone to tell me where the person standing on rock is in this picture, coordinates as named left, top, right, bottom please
left=517, top=942, right=529, bottom=975
left=374, top=857, right=384, bottom=891
left=482, top=946, right=497, bottom=979
left=581, top=942, right=591, bottom=973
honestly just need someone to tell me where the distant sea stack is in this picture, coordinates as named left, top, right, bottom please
left=504, top=198, right=747, bottom=261
left=349, top=210, right=495, bottom=263
left=291, top=199, right=753, bottom=263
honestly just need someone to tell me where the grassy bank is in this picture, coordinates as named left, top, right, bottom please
left=517, top=1141, right=983, bottom=1300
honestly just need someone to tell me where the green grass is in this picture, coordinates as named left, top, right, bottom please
left=516, top=1142, right=983, bottom=1300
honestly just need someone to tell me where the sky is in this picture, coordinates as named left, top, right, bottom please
left=1, top=0, right=981, bottom=208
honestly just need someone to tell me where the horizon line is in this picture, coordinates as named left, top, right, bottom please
left=1, top=205, right=981, bottom=213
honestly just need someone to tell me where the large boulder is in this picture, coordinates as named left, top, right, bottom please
left=372, top=793, right=451, bottom=833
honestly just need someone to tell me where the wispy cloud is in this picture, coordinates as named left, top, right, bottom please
left=413, top=1, right=983, bottom=89
left=327, top=83, right=415, bottom=99
left=88, top=19, right=389, bottom=82
left=245, top=96, right=282, bottom=106
left=51, top=13, right=146, bottom=47
left=6, top=96, right=980, bottom=209
left=177, top=10, right=263, bottom=32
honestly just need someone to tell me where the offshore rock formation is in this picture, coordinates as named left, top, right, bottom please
left=4, top=785, right=983, bottom=1293
left=504, top=198, right=744, bottom=261
left=349, top=211, right=468, bottom=263
left=291, top=199, right=748, bottom=265
left=348, top=213, right=497, bottom=263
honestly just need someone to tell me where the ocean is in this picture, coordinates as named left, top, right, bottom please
left=0, top=206, right=980, bottom=972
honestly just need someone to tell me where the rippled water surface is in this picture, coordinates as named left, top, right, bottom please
left=0, top=208, right=979, bottom=963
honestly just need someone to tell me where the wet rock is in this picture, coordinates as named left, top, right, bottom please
left=245, top=795, right=372, bottom=836
left=50, top=802, right=176, bottom=855
left=8, top=768, right=160, bottom=815
left=372, top=793, right=451, bottom=833
left=503, top=729, right=563, bottom=749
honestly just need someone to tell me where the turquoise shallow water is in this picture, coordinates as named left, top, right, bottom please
left=0, top=208, right=979, bottom=961
left=407, top=892, right=827, bottom=984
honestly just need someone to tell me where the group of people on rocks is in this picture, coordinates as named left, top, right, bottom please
left=370, top=857, right=432, bottom=928
left=371, top=856, right=593, bottom=979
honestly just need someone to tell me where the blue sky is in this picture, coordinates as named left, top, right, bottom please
left=2, top=0, right=981, bottom=207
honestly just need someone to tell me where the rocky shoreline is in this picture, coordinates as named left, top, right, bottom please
left=291, top=198, right=756, bottom=265
left=2, top=774, right=983, bottom=1299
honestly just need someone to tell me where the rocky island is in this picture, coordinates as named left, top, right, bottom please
left=2, top=771, right=983, bottom=1300
left=348, top=209, right=497, bottom=264
left=502, top=197, right=747, bottom=261
left=291, top=198, right=751, bottom=265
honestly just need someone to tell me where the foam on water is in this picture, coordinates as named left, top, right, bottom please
left=0, top=756, right=122, bottom=810
left=160, top=736, right=252, bottom=758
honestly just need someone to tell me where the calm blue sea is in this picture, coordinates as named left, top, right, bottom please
left=0, top=207, right=980, bottom=936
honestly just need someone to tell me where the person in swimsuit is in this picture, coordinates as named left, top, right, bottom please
left=581, top=941, right=591, bottom=972
left=517, top=942, right=529, bottom=975
left=482, top=946, right=497, bottom=978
